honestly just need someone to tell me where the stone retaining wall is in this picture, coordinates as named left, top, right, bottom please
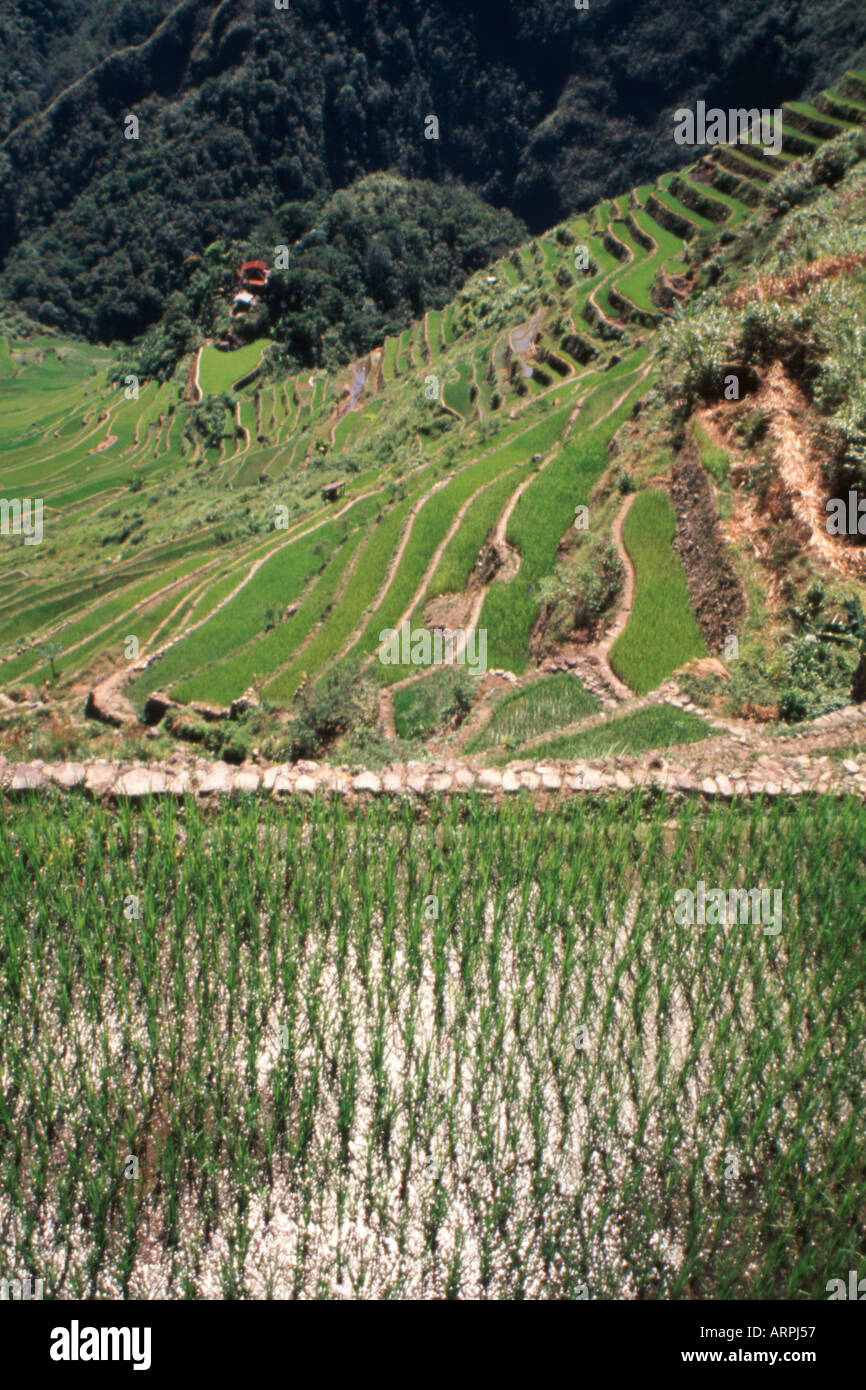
left=3, top=743, right=864, bottom=802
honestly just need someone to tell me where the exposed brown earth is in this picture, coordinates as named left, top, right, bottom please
left=591, top=491, right=638, bottom=699
left=759, top=363, right=866, bottom=579
left=670, top=436, right=746, bottom=650
left=702, top=364, right=866, bottom=597
left=727, top=253, right=866, bottom=308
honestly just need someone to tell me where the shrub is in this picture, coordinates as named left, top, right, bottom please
left=333, top=725, right=396, bottom=769
left=537, top=540, right=624, bottom=640
left=807, top=279, right=866, bottom=487
left=392, top=667, right=475, bottom=741
left=658, top=301, right=737, bottom=402
left=723, top=634, right=854, bottom=723
left=286, top=660, right=378, bottom=758
left=765, top=160, right=815, bottom=213
left=777, top=634, right=855, bottom=721
left=735, top=409, right=768, bottom=447
left=738, top=301, right=795, bottom=363
left=811, top=130, right=865, bottom=187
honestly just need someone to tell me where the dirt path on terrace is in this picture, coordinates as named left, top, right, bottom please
left=364, top=470, right=521, bottom=674
left=587, top=492, right=637, bottom=699
left=332, top=400, right=596, bottom=687
left=375, top=429, right=573, bottom=735
left=188, top=347, right=204, bottom=404
left=564, top=361, right=661, bottom=700
left=378, top=687, right=399, bottom=740
left=374, top=469, right=530, bottom=740
left=232, top=402, right=250, bottom=458
left=145, top=564, right=226, bottom=652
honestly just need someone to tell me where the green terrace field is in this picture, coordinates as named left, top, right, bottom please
left=1, top=791, right=863, bottom=1298
left=611, top=490, right=707, bottom=695
left=2, top=102, right=863, bottom=740
left=508, top=702, right=712, bottom=763
left=465, top=672, right=600, bottom=754
left=197, top=339, right=270, bottom=396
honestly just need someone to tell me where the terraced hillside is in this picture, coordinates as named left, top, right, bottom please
left=5, top=63, right=866, bottom=1319
left=4, top=71, right=866, bottom=768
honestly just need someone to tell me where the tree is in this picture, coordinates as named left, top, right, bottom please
left=816, top=596, right=866, bottom=703
left=38, top=641, right=64, bottom=683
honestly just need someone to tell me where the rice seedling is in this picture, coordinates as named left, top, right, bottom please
left=466, top=672, right=600, bottom=753
left=611, top=489, right=707, bottom=694
left=1, top=791, right=863, bottom=1300
left=498, top=702, right=711, bottom=763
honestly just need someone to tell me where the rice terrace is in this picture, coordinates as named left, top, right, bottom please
left=0, top=0, right=865, bottom=1325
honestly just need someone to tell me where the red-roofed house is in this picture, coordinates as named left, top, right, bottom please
left=240, top=260, right=269, bottom=291
left=231, top=259, right=270, bottom=318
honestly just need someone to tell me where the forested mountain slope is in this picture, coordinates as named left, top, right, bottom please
left=2, top=0, right=866, bottom=341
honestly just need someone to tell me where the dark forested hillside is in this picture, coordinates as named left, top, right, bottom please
left=113, top=173, right=526, bottom=377
left=2, top=0, right=866, bottom=343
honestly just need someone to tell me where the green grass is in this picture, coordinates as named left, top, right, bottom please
left=1, top=127, right=833, bottom=718
left=382, top=336, right=398, bottom=379
left=392, top=666, right=473, bottom=739
left=466, top=671, right=599, bottom=753
left=516, top=702, right=711, bottom=762
left=694, top=420, right=731, bottom=486
left=367, top=410, right=575, bottom=683
left=673, top=174, right=750, bottom=228
left=427, top=468, right=522, bottom=597
left=785, top=100, right=858, bottom=134
left=717, top=147, right=772, bottom=183
left=610, top=489, right=707, bottom=694
left=197, top=340, right=269, bottom=395
left=426, top=310, right=443, bottom=363
left=395, top=329, right=412, bottom=375
left=175, top=527, right=368, bottom=706
left=442, top=360, right=474, bottom=417
left=1, top=555, right=206, bottom=686
left=333, top=411, right=361, bottom=450
left=262, top=496, right=416, bottom=702
left=652, top=185, right=716, bottom=236
left=2, top=791, right=864, bottom=1298
left=822, top=87, right=866, bottom=118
